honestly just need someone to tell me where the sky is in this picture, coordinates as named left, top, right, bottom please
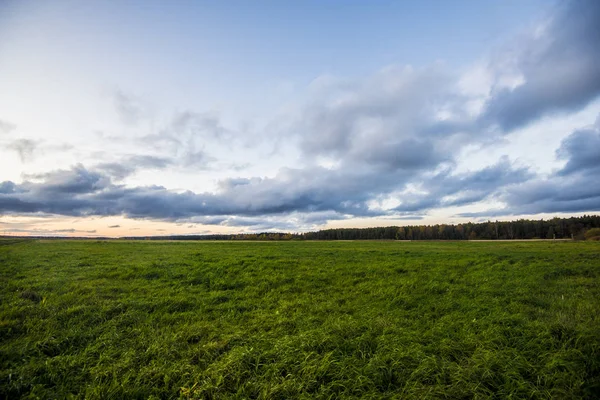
left=1, top=0, right=599, bottom=237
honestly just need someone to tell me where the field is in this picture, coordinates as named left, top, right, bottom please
left=1, top=239, right=599, bottom=399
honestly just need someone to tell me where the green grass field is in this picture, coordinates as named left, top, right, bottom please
left=1, top=239, right=599, bottom=399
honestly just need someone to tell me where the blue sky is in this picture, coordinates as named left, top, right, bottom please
left=1, top=0, right=599, bottom=236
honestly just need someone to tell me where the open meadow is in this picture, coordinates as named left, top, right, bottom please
left=1, top=239, right=599, bottom=399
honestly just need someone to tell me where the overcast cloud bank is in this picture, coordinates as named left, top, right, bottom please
left=1, top=0, right=599, bottom=232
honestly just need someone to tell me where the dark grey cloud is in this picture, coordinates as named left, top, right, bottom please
left=0, top=147, right=532, bottom=232
left=394, top=157, right=534, bottom=213
left=506, top=179, right=600, bottom=214
left=94, top=155, right=173, bottom=180
left=460, top=175, right=600, bottom=217
left=0, top=163, right=402, bottom=221
left=0, top=119, right=16, bottom=134
left=482, top=0, right=600, bottom=131
left=556, top=118, right=600, bottom=176
left=7, top=139, right=37, bottom=162
left=359, top=139, right=448, bottom=171
left=299, top=211, right=348, bottom=224
left=0, top=181, right=19, bottom=194
left=497, top=121, right=600, bottom=215
left=270, top=66, right=478, bottom=225
left=458, top=119, right=600, bottom=218
left=0, top=145, right=594, bottom=226
left=295, top=65, right=459, bottom=163
left=22, top=165, right=109, bottom=195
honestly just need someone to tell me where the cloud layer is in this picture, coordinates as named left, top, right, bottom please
left=482, top=0, right=600, bottom=131
left=1, top=0, right=599, bottom=231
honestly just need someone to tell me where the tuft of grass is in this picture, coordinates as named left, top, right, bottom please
left=0, top=239, right=599, bottom=399
left=19, top=289, right=42, bottom=303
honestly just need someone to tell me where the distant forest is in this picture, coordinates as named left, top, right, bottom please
left=132, top=215, right=600, bottom=241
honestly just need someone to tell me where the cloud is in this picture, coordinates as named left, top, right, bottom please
left=2, top=1, right=599, bottom=229
left=186, top=211, right=348, bottom=231
left=394, top=215, right=425, bottom=221
left=2, top=138, right=72, bottom=164
left=113, top=90, right=145, bottom=125
left=0, top=182, right=19, bottom=194
left=141, top=111, right=231, bottom=150
left=7, top=139, right=37, bottom=162
left=188, top=216, right=229, bottom=225
left=359, top=138, right=448, bottom=171
left=169, top=111, right=231, bottom=140
left=0, top=119, right=16, bottom=134
left=1, top=227, right=97, bottom=235
left=180, top=150, right=215, bottom=168
left=556, top=117, right=600, bottom=176
left=0, top=163, right=394, bottom=221
left=0, top=153, right=538, bottom=229
left=391, top=157, right=533, bottom=213
left=22, top=165, right=109, bottom=195
left=0, top=101, right=592, bottom=227
left=297, top=211, right=349, bottom=225
left=293, top=65, right=464, bottom=164
left=94, top=155, right=173, bottom=180
left=457, top=117, right=600, bottom=217
left=132, top=110, right=227, bottom=170
left=481, top=0, right=600, bottom=131
left=213, top=215, right=305, bottom=232
left=499, top=119, right=600, bottom=214
left=463, top=175, right=600, bottom=217
left=507, top=180, right=600, bottom=214
left=55, top=229, right=97, bottom=233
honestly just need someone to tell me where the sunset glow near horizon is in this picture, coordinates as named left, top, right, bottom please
left=1, top=0, right=599, bottom=237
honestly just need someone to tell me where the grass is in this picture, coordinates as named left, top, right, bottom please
left=1, top=239, right=599, bottom=399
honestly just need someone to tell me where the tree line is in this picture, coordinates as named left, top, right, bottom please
left=132, top=215, right=600, bottom=241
